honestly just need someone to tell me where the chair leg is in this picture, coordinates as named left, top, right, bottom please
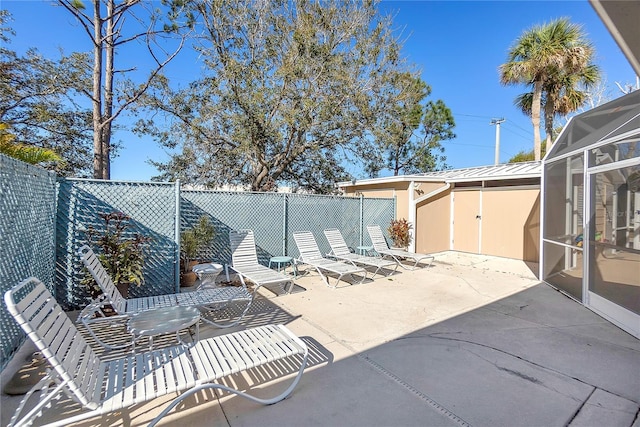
left=8, top=375, right=74, bottom=427
left=314, top=267, right=335, bottom=289
left=200, top=295, right=254, bottom=329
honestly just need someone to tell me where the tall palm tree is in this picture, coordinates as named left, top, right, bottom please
left=514, top=62, right=599, bottom=148
left=543, top=65, right=599, bottom=145
left=500, top=18, right=599, bottom=160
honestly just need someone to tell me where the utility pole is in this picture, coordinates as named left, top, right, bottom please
left=490, top=118, right=505, bottom=165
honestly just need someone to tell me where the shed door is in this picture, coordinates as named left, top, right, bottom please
left=453, top=190, right=481, bottom=253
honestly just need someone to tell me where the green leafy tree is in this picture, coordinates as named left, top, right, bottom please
left=500, top=18, right=599, bottom=161
left=58, top=0, right=194, bottom=179
left=369, top=71, right=454, bottom=176
left=514, top=65, right=599, bottom=149
left=417, top=100, right=455, bottom=171
left=135, top=0, right=410, bottom=192
left=0, top=123, right=62, bottom=165
left=0, top=11, right=92, bottom=175
left=508, top=141, right=547, bottom=163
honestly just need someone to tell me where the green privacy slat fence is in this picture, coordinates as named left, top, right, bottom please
left=362, top=197, right=397, bottom=245
left=55, top=183, right=394, bottom=311
left=181, top=190, right=286, bottom=266
left=55, top=179, right=178, bottom=310
left=182, top=191, right=396, bottom=265
left=0, top=154, right=57, bottom=371
left=287, top=194, right=363, bottom=257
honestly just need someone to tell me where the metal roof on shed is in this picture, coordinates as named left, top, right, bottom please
left=338, top=161, right=541, bottom=188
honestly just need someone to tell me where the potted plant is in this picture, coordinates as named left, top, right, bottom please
left=83, top=212, right=151, bottom=298
left=180, top=215, right=215, bottom=286
left=388, top=218, right=412, bottom=250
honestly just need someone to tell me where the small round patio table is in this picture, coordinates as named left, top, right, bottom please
left=356, top=246, right=374, bottom=256
left=269, top=256, right=298, bottom=278
left=192, top=263, right=224, bottom=289
left=127, top=306, right=200, bottom=351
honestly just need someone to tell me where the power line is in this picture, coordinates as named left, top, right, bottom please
left=454, top=113, right=495, bottom=119
left=447, top=141, right=493, bottom=148
left=454, top=112, right=534, bottom=136
left=501, top=124, right=532, bottom=140
left=505, top=120, right=534, bottom=135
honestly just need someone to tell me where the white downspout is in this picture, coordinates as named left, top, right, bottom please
left=408, top=181, right=416, bottom=252
left=414, top=183, right=452, bottom=205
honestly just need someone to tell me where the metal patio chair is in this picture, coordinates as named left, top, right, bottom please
left=366, top=224, right=435, bottom=270
left=323, top=228, right=398, bottom=278
left=293, top=231, right=366, bottom=288
left=4, top=277, right=308, bottom=427
left=227, top=229, right=295, bottom=294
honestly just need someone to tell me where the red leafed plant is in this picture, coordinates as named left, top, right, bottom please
left=388, top=218, right=412, bottom=248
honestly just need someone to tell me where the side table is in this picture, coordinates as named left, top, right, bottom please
left=356, top=246, right=374, bottom=256
left=269, top=256, right=298, bottom=278
left=192, top=263, right=223, bottom=289
left=127, top=306, right=200, bottom=351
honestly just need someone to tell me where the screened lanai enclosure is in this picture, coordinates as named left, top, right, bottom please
left=542, top=89, right=640, bottom=338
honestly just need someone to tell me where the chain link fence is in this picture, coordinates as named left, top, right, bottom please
left=1, top=167, right=394, bottom=371
left=56, top=183, right=395, bottom=310
left=181, top=190, right=395, bottom=265
left=0, top=154, right=57, bottom=370
left=181, top=190, right=285, bottom=266
left=56, top=179, right=179, bottom=310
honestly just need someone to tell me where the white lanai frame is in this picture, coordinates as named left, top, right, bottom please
left=541, top=89, right=640, bottom=338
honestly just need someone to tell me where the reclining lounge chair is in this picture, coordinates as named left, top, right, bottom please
left=78, top=245, right=254, bottom=348
left=366, top=224, right=434, bottom=270
left=227, top=229, right=295, bottom=294
left=4, top=277, right=308, bottom=427
left=323, top=228, right=398, bottom=278
left=293, top=231, right=366, bottom=288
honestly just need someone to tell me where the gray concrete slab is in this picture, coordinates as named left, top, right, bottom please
left=2, top=252, right=638, bottom=427
left=568, top=389, right=639, bottom=427
left=363, top=284, right=640, bottom=426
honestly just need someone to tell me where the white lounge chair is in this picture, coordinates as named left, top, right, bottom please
left=293, top=231, right=366, bottom=288
left=228, top=229, right=294, bottom=294
left=323, top=228, right=398, bottom=277
left=4, top=277, right=308, bottom=427
left=78, top=245, right=254, bottom=349
left=367, top=225, right=434, bottom=270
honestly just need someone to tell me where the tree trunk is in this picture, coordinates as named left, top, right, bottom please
left=531, top=80, right=543, bottom=161
left=544, top=96, right=554, bottom=153
left=92, top=0, right=103, bottom=179
left=102, top=0, right=115, bottom=179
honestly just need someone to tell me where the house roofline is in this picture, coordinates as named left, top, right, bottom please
left=338, top=162, right=541, bottom=188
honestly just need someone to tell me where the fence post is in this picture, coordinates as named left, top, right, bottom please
left=282, top=193, right=288, bottom=256
left=174, top=179, right=181, bottom=292
left=359, top=194, right=364, bottom=246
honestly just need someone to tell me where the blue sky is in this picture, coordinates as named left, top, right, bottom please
left=4, top=1, right=637, bottom=181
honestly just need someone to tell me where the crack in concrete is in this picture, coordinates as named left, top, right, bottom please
left=455, top=275, right=493, bottom=298
left=495, top=365, right=543, bottom=385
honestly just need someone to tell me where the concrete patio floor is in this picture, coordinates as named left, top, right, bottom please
left=2, top=251, right=639, bottom=426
